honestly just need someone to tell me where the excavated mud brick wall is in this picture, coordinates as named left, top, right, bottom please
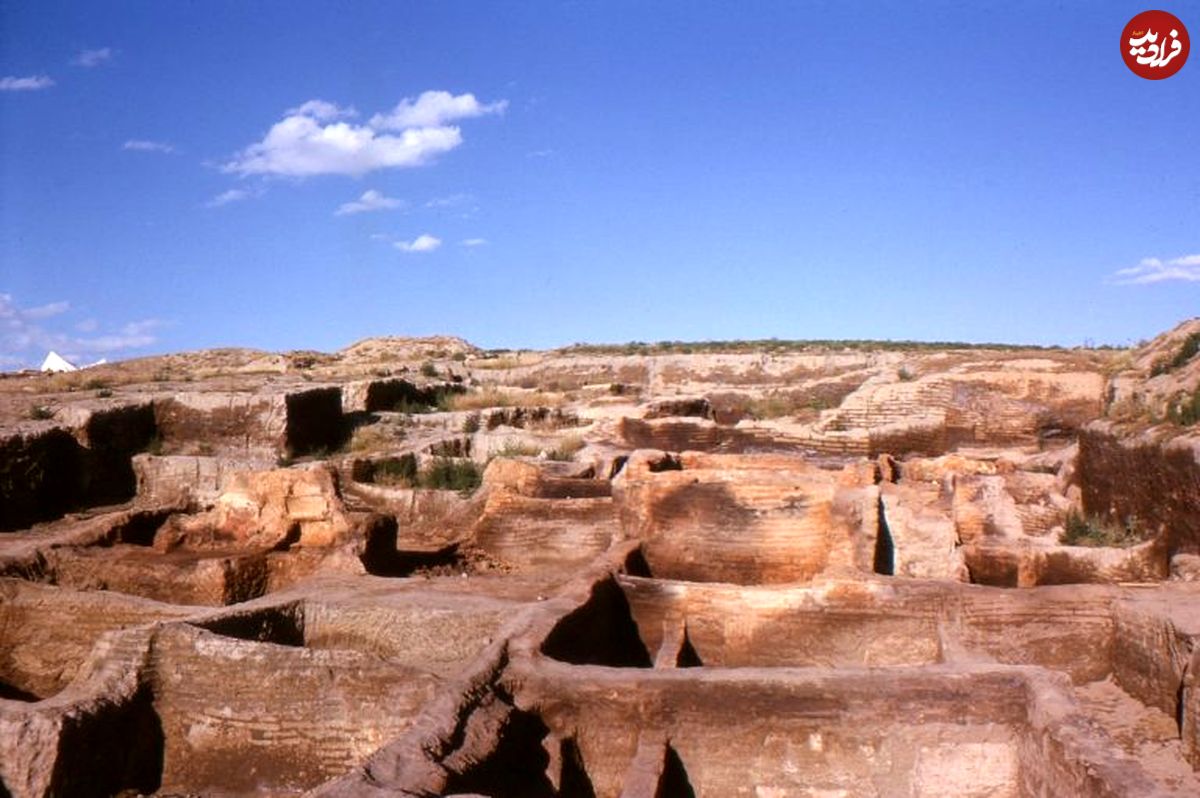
left=1077, top=426, right=1200, bottom=555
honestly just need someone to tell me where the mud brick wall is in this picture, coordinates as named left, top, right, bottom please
left=1077, top=427, right=1200, bottom=555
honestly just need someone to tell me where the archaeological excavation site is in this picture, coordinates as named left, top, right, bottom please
left=2, top=320, right=1200, bottom=797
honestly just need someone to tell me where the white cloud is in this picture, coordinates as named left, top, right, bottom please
left=72, top=48, right=113, bottom=67
left=370, top=90, right=507, bottom=130
left=206, top=188, right=253, bottom=208
left=221, top=91, right=504, bottom=178
left=335, top=189, right=404, bottom=216
left=0, top=75, right=55, bottom=91
left=284, top=99, right=356, bottom=121
left=461, top=238, right=488, bottom=247
left=0, top=294, right=161, bottom=368
left=22, top=300, right=70, bottom=320
left=123, top=139, right=175, bottom=154
left=394, top=234, right=441, bottom=253
left=1111, top=254, right=1200, bottom=285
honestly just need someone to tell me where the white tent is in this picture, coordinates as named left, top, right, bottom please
left=40, top=351, right=77, bottom=373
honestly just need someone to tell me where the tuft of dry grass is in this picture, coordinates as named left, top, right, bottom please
left=443, top=388, right=565, bottom=411
left=348, top=422, right=404, bottom=453
left=547, top=434, right=585, bottom=461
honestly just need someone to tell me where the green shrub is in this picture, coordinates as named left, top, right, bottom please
left=375, top=453, right=419, bottom=486
left=421, top=457, right=481, bottom=494
left=462, top=412, right=481, bottom=434
left=1166, top=388, right=1200, bottom=427
left=419, top=362, right=439, bottom=378
left=1060, top=511, right=1146, bottom=548
left=1150, top=332, right=1200, bottom=376
left=28, top=405, right=54, bottom=420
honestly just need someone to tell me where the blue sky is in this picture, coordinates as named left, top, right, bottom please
left=1, top=1, right=1198, bottom=367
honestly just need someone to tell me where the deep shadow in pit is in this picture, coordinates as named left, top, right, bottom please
left=874, top=495, right=895, bottom=576
left=443, top=687, right=597, bottom=798
left=1, top=406, right=158, bottom=533
left=0, top=428, right=85, bottom=532
left=541, top=576, right=652, bottom=668
left=357, top=514, right=465, bottom=577
left=106, top=507, right=179, bottom=547
left=659, top=743, right=697, bottom=798
left=45, top=685, right=164, bottom=798
left=285, top=387, right=348, bottom=457
left=81, top=403, right=158, bottom=507
left=195, top=603, right=306, bottom=647
left=0, top=679, right=40, bottom=702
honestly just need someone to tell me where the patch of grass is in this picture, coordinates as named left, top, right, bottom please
left=375, top=453, right=419, bottom=486
left=491, top=440, right=543, bottom=458
left=419, top=361, right=439, bottom=378
left=547, top=435, right=585, bottom=461
left=96, top=388, right=113, bottom=398
left=1150, top=332, right=1200, bottom=377
left=394, top=397, right=436, bottom=414
left=373, top=454, right=481, bottom=495
left=1060, top=511, right=1147, bottom=548
left=348, top=424, right=395, bottom=453
left=28, top=404, right=54, bottom=420
left=461, top=412, right=481, bottom=434
left=1166, top=387, right=1200, bottom=427
left=420, top=457, right=481, bottom=494
left=442, top=388, right=564, bottom=411
left=82, top=377, right=110, bottom=390
left=469, top=356, right=527, bottom=370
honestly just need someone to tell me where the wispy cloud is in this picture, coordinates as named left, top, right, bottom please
left=370, top=91, right=507, bottom=130
left=205, top=188, right=254, bottom=208
left=336, top=189, right=404, bottom=216
left=21, top=300, right=71, bottom=320
left=221, top=90, right=504, bottom=178
left=0, top=294, right=162, bottom=368
left=123, top=139, right=176, bottom=154
left=526, top=149, right=556, bottom=158
left=0, top=75, right=55, bottom=91
left=1111, top=254, right=1200, bottom=285
left=461, top=238, right=488, bottom=247
left=425, top=193, right=473, bottom=209
left=394, top=234, right=442, bottom=253
left=72, top=47, right=114, bottom=67
left=284, top=99, right=357, bottom=121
